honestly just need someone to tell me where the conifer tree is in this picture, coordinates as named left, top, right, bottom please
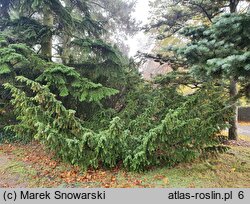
left=147, top=0, right=250, bottom=140
left=0, top=0, right=132, bottom=126
left=178, top=11, right=250, bottom=140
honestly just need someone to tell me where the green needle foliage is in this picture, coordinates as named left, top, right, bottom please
left=36, top=64, right=119, bottom=102
left=178, top=13, right=250, bottom=84
left=0, top=0, right=235, bottom=171
left=0, top=35, right=119, bottom=128
left=4, top=76, right=230, bottom=171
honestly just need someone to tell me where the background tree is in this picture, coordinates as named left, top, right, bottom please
left=146, top=0, right=250, bottom=140
left=177, top=11, right=250, bottom=140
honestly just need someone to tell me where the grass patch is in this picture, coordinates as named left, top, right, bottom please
left=2, top=160, right=36, bottom=176
left=0, top=159, right=37, bottom=187
left=119, top=146, right=249, bottom=188
left=0, top=142, right=249, bottom=188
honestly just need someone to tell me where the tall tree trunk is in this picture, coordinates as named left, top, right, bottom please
left=228, top=0, right=239, bottom=140
left=229, top=0, right=239, bottom=13
left=41, top=5, right=53, bottom=61
left=61, top=33, right=71, bottom=64
left=61, top=0, right=71, bottom=64
left=229, top=78, right=238, bottom=140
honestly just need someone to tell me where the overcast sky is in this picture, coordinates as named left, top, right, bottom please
left=133, top=0, right=151, bottom=24
left=128, top=0, right=153, bottom=57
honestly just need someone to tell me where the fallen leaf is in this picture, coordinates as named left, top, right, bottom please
left=104, top=184, right=110, bottom=188
left=134, top=180, right=142, bottom=185
left=163, top=177, right=169, bottom=185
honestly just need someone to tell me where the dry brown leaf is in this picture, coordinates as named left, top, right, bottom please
left=163, top=177, right=169, bottom=185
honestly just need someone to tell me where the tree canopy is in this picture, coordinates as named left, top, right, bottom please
left=146, top=0, right=250, bottom=140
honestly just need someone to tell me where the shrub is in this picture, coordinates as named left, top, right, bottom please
left=4, top=77, right=230, bottom=171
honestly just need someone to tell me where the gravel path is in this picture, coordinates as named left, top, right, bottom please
left=238, top=124, right=250, bottom=137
